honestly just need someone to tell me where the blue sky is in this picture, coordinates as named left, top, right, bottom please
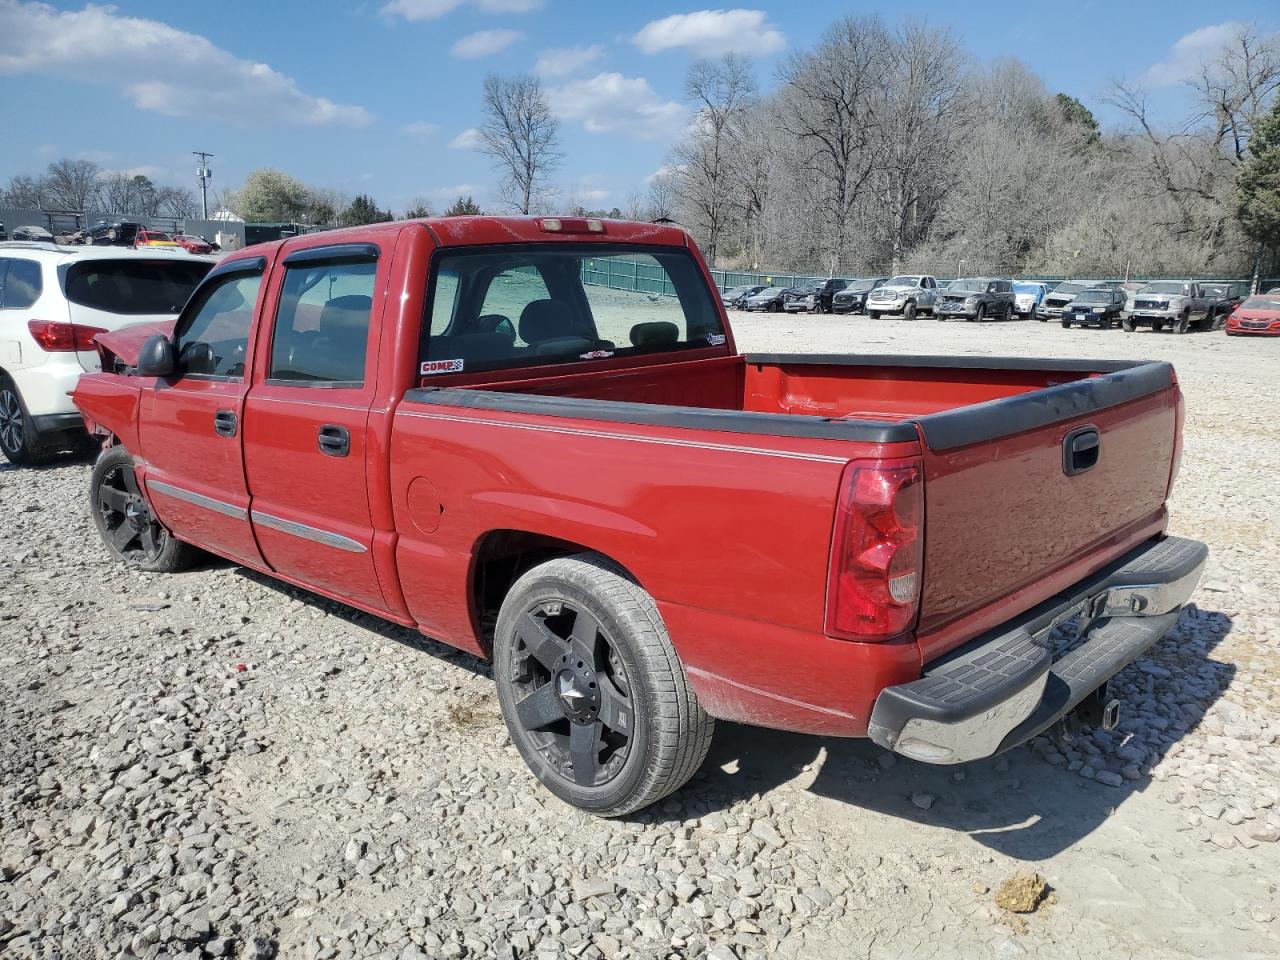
left=1, top=0, right=1277, bottom=215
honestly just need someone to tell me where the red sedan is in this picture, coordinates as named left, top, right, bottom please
left=172, top=233, right=214, bottom=254
left=1226, top=294, right=1280, bottom=336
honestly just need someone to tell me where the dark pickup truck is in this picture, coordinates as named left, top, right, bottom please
left=73, top=216, right=1206, bottom=816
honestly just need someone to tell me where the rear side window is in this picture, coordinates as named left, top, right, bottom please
left=64, top=260, right=211, bottom=315
left=0, top=258, right=43, bottom=309
left=175, top=273, right=262, bottom=380
left=421, top=245, right=726, bottom=378
left=269, top=260, right=376, bottom=385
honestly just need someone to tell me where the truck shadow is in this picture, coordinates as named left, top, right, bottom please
left=672, top=605, right=1235, bottom=861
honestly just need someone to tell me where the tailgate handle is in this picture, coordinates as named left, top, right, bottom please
left=1063, top=426, right=1100, bottom=476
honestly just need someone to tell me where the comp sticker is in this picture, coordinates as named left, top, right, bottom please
left=421, top=359, right=464, bottom=375
left=706, top=333, right=727, bottom=346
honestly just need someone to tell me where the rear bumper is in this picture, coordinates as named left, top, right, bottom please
left=867, top=535, right=1206, bottom=764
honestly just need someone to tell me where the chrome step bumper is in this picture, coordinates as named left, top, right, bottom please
left=867, top=536, right=1207, bottom=764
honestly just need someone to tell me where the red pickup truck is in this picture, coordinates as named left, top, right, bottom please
left=73, top=217, right=1206, bottom=816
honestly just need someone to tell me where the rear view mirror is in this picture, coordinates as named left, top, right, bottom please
left=137, top=335, right=176, bottom=377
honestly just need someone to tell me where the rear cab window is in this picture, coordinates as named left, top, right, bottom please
left=420, top=245, right=727, bottom=380
left=63, top=259, right=211, bottom=315
left=268, top=259, right=377, bottom=386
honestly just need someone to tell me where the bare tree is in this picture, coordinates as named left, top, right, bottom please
left=874, top=20, right=966, bottom=269
left=480, top=73, right=561, bottom=215
left=647, top=170, right=677, bottom=221
left=2, top=174, right=45, bottom=209
left=43, top=159, right=101, bottom=211
left=670, top=54, right=756, bottom=263
left=777, top=16, right=892, bottom=269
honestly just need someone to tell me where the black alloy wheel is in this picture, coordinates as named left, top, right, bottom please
left=90, top=446, right=197, bottom=572
left=506, top=601, right=635, bottom=790
left=95, top=459, right=169, bottom=565
left=495, top=553, right=714, bottom=816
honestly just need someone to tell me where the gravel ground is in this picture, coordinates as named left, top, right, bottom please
left=2, top=313, right=1278, bottom=960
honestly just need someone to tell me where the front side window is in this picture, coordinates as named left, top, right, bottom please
left=175, top=272, right=262, bottom=380
left=269, top=260, right=376, bottom=385
left=422, top=245, right=726, bottom=377
left=0, top=258, right=43, bottom=309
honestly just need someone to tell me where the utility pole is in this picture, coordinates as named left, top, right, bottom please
left=193, top=151, right=214, bottom=219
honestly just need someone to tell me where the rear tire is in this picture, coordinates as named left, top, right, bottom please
left=494, top=553, right=714, bottom=817
left=1122, top=316, right=1135, bottom=332
left=974, top=304, right=986, bottom=323
left=903, top=300, right=917, bottom=321
left=0, top=375, right=55, bottom=467
left=1173, top=312, right=1190, bottom=334
left=90, top=446, right=198, bottom=573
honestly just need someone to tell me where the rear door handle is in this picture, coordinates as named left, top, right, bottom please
left=214, top=409, right=237, bottom=437
left=318, top=424, right=350, bottom=457
left=1063, top=426, right=1100, bottom=476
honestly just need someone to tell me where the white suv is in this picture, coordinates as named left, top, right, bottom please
left=0, top=242, right=214, bottom=465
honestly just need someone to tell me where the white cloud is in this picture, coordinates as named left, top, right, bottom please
left=534, top=44, right=604, bottom=78
left=0, top=1, right=371, bottom=127
left=102, top=165, right=170, bottom=181
left=633, top=9, right=785, bottom=57
left=452, top=29, right=522, bottom=59
left=449, top=127, right=483, bottom=149
left=1142, top=22, right=1245, bottom=88
left=645, top=164, right=679, bottom=184
left=401, top=120, right=439, bottom=137
left=547, top=73, right=689, bottom=140
left=380, top=0, right=540, bottom=22
left=429, top=183, right=478, bottom=198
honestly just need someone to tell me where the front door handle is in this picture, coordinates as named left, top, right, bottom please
left=318, top=424, right=350, bottom=458
left=214, top=409, right=237, bottom=437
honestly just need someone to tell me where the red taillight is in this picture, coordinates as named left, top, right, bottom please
left=27, top=320, right=107, bottom=352
left=825, top=458, right=924, bottom=641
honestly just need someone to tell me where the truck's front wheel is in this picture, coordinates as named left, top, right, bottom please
left=494, top=553, right=714, bottom=817
left=90, top=446, right=197, bottom=573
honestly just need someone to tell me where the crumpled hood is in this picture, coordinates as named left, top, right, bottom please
left=95, top=319, right=176, bottom=366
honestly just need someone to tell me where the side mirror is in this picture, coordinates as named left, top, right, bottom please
left=137, top=334, right=176, bottom=377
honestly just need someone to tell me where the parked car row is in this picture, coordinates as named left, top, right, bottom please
left=82, top=219, right=218, bottom=254
left=720, top=274, right=1273, bottom=337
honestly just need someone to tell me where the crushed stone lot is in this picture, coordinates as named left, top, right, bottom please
left=2, top=313, right=1279, bottom=960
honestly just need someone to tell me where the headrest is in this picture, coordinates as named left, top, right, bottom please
left=629, top=321, right=680, bottom=347
left=319, top=295, right=372, bottom=332
left=519, top=299, right=574, bottom=344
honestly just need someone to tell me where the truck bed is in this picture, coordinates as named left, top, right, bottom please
left=405, top=351, right=1178, bottom=670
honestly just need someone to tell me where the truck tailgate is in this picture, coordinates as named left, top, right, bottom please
left=912, top=362, right=1179, bottom=661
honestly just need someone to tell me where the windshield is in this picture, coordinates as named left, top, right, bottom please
left=950, top=277, right=987, bottom=291
left=1013, top=282, right=1041, bottom=295
left=884, top=276, right=919, bottom=286
left=844, top=280, right=875, bottom=292
left=1050, top=282, right=1086, bottom=296
left=63, top=258, right=212, bottom=315
left=1242, top=296, right=1280, bottom=310
left=723, top=285, right=751, bottom=297
left=422, top=244, right=726, bottom=377
left=1075, top=290, right=1110, bottom=303
left=801, top=280, right=824, bottom=293
left=1139, top=282, right=1185, bottom=295
left=140, top=231, right=173, bottom=241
